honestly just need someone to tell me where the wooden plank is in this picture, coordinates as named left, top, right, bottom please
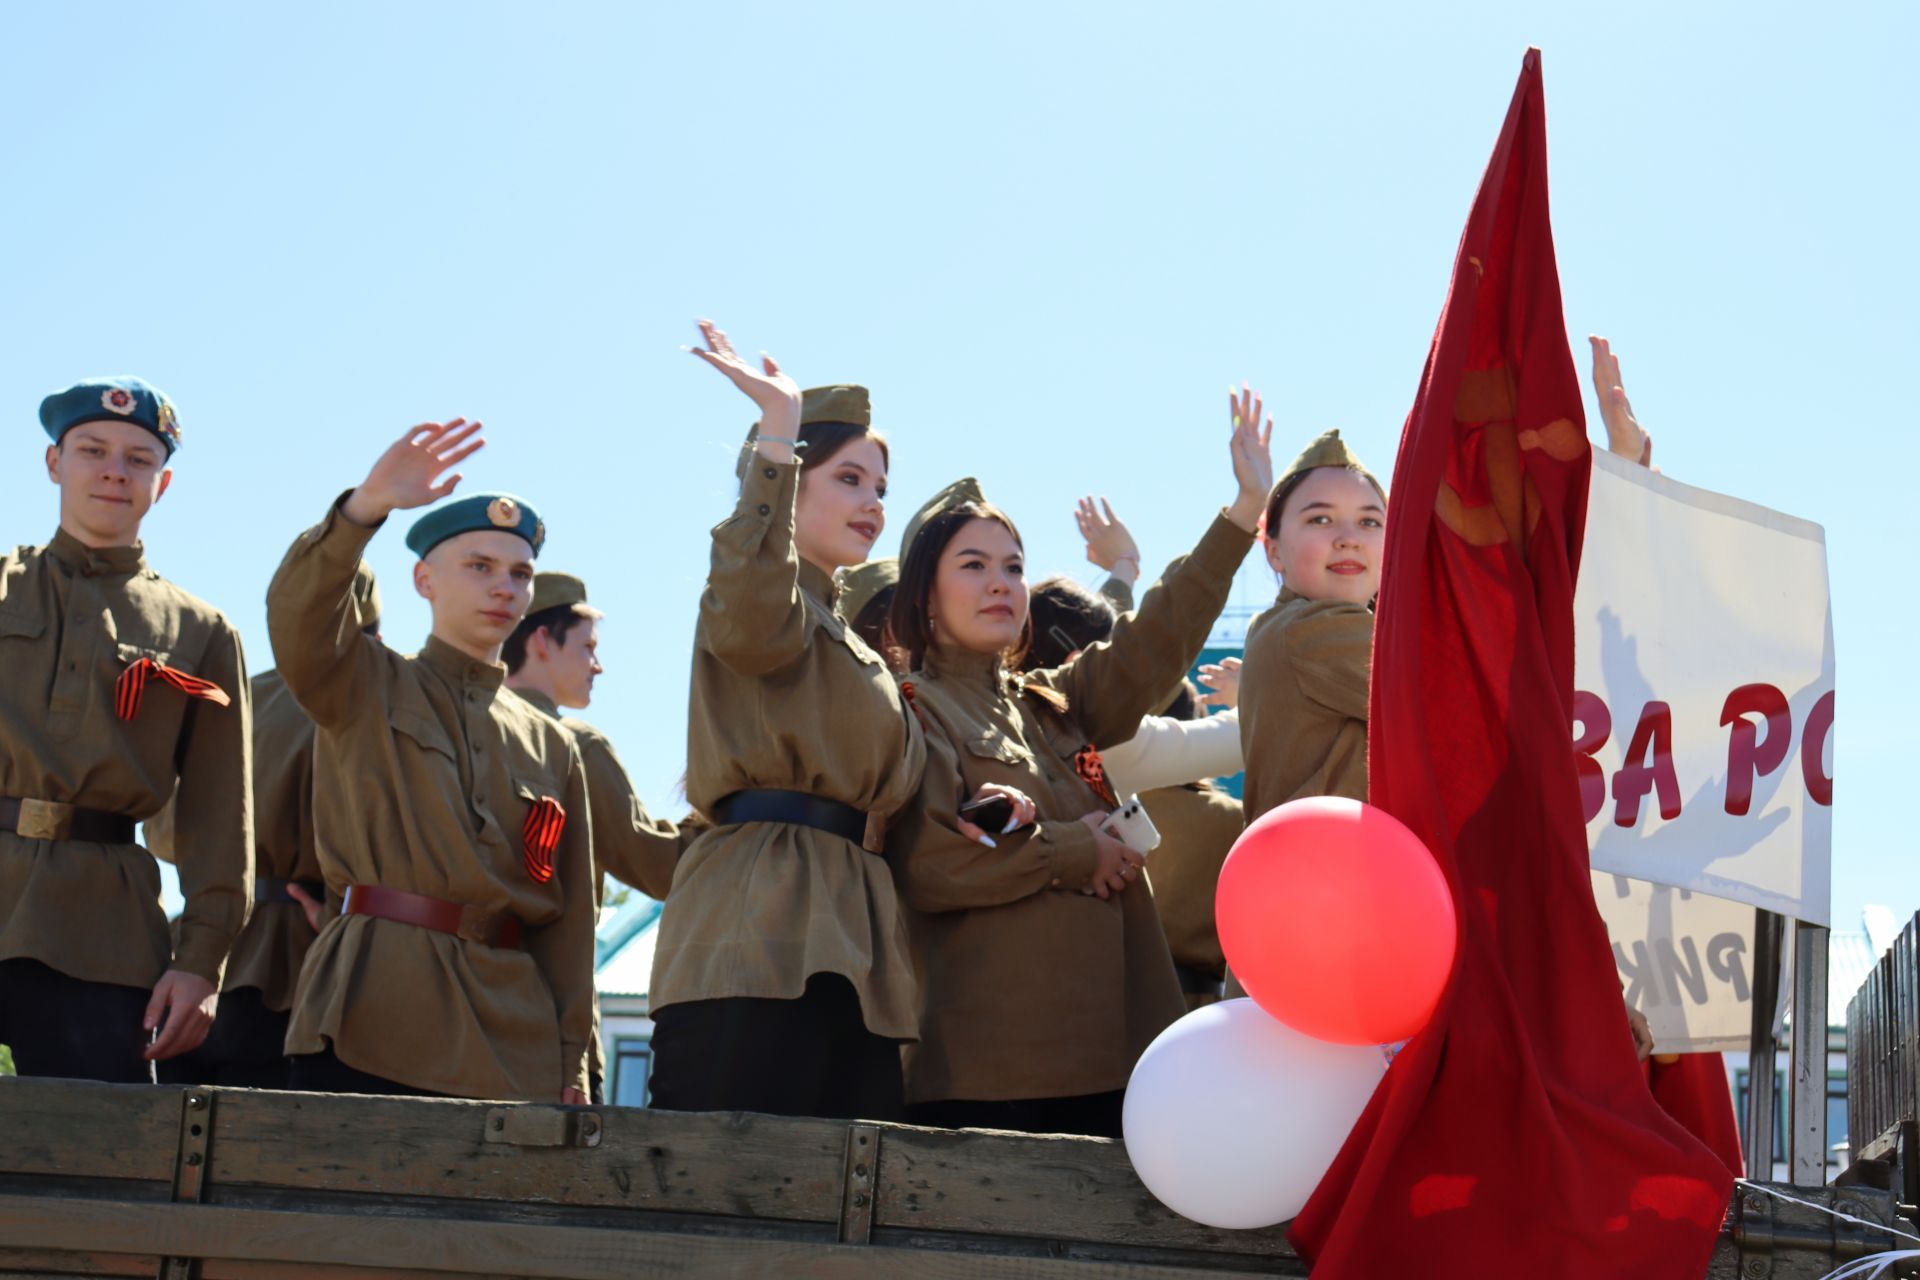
left=207, top=1092, right=847, bottom=1224
left=0, top=1196, right=1280, bottom=1280
left=0, top=1246, right=158, bottom=1277
left=0, top=1079, right=178, bottom=1184
left=873, top=1126, right=1299, bottom=1260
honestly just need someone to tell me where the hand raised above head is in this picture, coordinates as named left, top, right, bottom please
left=344, top=419, right=485, bottom=526
left=1589, top=336, right=1652, bottom=468
left=1075, top=495, right=1141, bottom=581
left=1224, top=382, right=1275, bottom=534
left=688, top=319, right=802, bottom=458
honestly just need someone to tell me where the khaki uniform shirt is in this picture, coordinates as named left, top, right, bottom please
left=893, top=514, right=1253, bottom=1103
left=1140, top=784, right=1244, bottom=976
left=510, top=689, right=691, bottom=902
left=0, top=529, right=252, bottom=989
left=1237, top=589, right=1373, bottom=821
left=267, top=500, right=596, bottom=1100
left=652, top=457, right=927, bottom=1040
left=149, top=669, right=322, bottom=1010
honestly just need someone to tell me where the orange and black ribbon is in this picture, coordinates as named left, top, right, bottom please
left=1072, top=744, right=1119, bottom=808
left=521, top=796, right=566, bottom=884
left=114, top=658, right=232, bottom=721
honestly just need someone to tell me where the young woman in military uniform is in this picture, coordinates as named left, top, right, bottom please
left=884, top=395, right=1271, bottom=1138
left=644, top=320, right=932, bottom=1122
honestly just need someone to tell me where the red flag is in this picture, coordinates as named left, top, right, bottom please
left=1287, top=50, right=1733, bottom=1276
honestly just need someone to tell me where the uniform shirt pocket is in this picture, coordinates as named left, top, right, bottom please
left=388, top=704, right=458, bottom=762
left=963, top=728, right=1035, bottom=767
left=114, top=639, right=177, bottom=671
left=0, top=605, right=45, bottom=642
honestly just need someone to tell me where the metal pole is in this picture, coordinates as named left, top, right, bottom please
left=1788, top=920, right=1831, bottom=1187
left=1748, top=909, right=1785, bottom=1178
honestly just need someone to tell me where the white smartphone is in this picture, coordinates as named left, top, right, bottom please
left=1101, top=794, right=1161, bottom=856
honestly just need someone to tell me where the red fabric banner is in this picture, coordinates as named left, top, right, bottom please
left=1287, top=50, right=1733, bottom=1276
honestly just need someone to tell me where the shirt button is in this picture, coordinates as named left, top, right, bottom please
left=467, top=690, right=479, bottom=703
left=757, top=504, right=771, bottom=516
left=1051, top=878, right=1061, bottom=888
left=763, top=466, right=777, bottom=480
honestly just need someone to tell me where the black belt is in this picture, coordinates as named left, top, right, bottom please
left=710, top=790, right=878, bottom=853
left=0, top=797, right=137, bottom=845
left=1175, top=963, right=1225, bottom=997
left=256, top=877, right=324, bottom=905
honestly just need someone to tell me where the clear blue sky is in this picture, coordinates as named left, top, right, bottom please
left=3, top=4, right=1912, bottom=936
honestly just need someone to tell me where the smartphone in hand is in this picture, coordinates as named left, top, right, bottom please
left=958, top=793, right=1016, bottom=833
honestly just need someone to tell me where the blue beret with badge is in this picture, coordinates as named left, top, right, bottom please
left=40, top=376, right=182, bottom=455
left=404, top=492, right=546, bottom=559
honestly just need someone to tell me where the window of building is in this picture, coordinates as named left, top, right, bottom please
left=612, top=1036, right=653, bottom=1107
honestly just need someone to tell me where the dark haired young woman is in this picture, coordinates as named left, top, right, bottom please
left=884, top=398, right=1271, bottom=1137
left=644, top=320, right=927, bottom=1122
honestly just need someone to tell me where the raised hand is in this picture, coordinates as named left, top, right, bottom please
left=1197, top=655, right=1242, bottom=709
left=1225, top=382, right=1275, bottom=534
left=688, top=319, right=801, bottom=459
left=1590, top=336, right=1652, bottom=467
left=343, top=419, right=484, bottom=526
left=1075, top=496, right=1141, bottom=582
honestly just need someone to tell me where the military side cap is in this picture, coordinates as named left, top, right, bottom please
left=530, top=571, right=591, bottom=616
left=40, top=376, right=182, bottom=455
left=837, top=558, right=899, bottom=625
left=736, top=384, right=876, bottom=479
left=352, top=561, right=382, bottom=630
left=899, top=476, right=986, bottom=560
left=1277, top=429, right=1383, bottom=495
left=404, top=492, right=546, bottom=559
left=800, top=384, right=870, bottom=428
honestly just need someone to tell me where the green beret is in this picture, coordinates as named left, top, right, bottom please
left=352, top=561, right=382, bottom=630
left=836, top=558, right=899, bottom=625
left=530, top=571, right=591, bottom=616
left=40, top=376, right=182, bottom=455
left=404, top=492, right=545, bottom=559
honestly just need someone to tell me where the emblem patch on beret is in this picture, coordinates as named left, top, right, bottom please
left=102, top=387, right=136, bottom=416
left=533, top=519, right=546, bottom=547
left=487, top=497, right=521, bottom=528
left=155, top=400, right=181, bottom=447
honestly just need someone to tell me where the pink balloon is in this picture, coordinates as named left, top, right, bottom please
left=1216, top=796, right=1456, bottom=1045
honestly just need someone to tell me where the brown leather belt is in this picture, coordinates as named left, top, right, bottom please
left=0, top=797, right=137, bottom=844
left=341, top=884, right=524, bottom=949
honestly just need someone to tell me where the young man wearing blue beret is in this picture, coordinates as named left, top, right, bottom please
left=0, top=377, right=254, bottom=1082
left=266, top=419, right=595, bottom=1102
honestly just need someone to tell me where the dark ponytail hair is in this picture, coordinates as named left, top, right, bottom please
left=889, top=500, right=1029, bottom=672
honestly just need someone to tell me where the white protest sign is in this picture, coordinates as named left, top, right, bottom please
left=1592, top=872, right=1758, bottom=1054
left=1574, top=449, right=1834, bottom=927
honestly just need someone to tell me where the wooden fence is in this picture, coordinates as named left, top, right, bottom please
left=0, top=1078, right=1902, bottom=1278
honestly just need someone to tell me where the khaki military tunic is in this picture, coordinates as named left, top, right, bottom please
left=0, top=530, right=252, bottom=990
left=228, top=671, right=324, bottom=1009
left=893, top=514, right=1253, bottom=1103
left=511, top=689, right=691, bottom=902
left=652, top=456, right=926, bottom=1039
left=267, top=500, right=596, bottom=1100
left=1140, top=783, right=1244, bottom=978
left=1237, top=589, right=1372, bottom=822
left=148, top=669, right=324, bottom=1009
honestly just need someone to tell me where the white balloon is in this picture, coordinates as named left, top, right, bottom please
left=1123, top=998, right=1387, bottom=1230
